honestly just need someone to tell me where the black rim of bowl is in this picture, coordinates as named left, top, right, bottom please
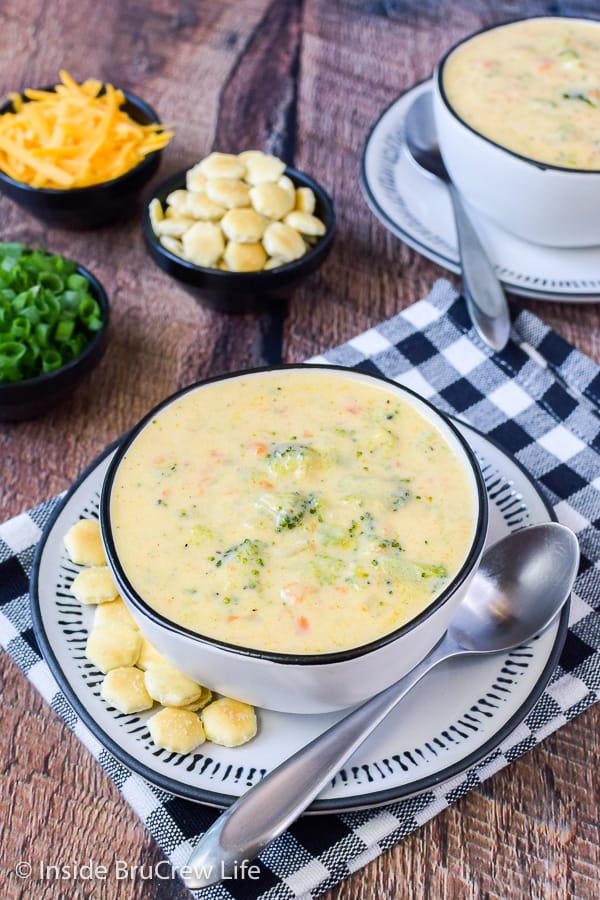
left=101, top=363, right=488, bottom=666
left=142, top=165, right=336, bottom=281
left=0, top=254, right=109, bottom=395
left=437, top=14, right=600, bottom=175
left=0, top=85, right=162, bottom=194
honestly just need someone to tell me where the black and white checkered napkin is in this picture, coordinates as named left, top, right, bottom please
left=1, top=280, right=599, bottom=898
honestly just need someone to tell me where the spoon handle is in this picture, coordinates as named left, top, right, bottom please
left=448, top=183, right=511, bottom=353
left=184, top=635, right=458, bottom=890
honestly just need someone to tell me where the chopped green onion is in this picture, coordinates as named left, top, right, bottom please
left=0, top=243, right=104, bottom=383
left=78, top=296, right=99, bottom=319
left=61, top=289, right=81, bottom=310
left=67, top=334, right=87, bottom=357
left=10, top=316, right=31, bottom=339
left=35, top=322, right=51, bottom=346
left=38, top=272, right=64, bottom=293
left=0, top=340, right=27, bottom=364
left=41, top=349, right=63, bottom=372
left=67, top=273, right=89, bottom=291
left=55, top=319, right=75, bottom=342
left=1, top=256, right=18, bottom=274
left=20, top=305, right=40, bottom=326
left=0, top=242, right=25, bottom=257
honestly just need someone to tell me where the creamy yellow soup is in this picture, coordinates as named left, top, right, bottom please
left=109, top=371, right=477, bottom=655
left=443, top=18, right=600, bottom=169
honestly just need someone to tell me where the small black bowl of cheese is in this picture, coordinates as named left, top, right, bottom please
left=143, top=151, right=336, bottom=314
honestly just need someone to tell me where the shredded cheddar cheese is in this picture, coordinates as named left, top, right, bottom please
left=0, top=70, right=172, bottom=189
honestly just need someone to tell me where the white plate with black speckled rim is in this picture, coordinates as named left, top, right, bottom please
left=361, top=79, right=600, bottom=303
left=31, top=421, right=567, bottom=812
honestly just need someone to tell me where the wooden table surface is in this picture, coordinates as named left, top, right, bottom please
left=1, top=1, right=599, bottom=897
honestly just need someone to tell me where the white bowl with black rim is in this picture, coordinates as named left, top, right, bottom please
left=100, top=365, right=488, bottom=714
left=433, top=16, right=600, bottom=248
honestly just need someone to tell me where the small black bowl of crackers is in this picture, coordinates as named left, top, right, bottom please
left=143, top=150, right=335, bottom=314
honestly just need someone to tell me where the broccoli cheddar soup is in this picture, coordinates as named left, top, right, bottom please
left=109, top=371, right=478, bottom=655
left=443, top=18, right=600, bottom=169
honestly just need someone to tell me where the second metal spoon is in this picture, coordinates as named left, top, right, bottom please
left=405, top=90, right=511, bottom=352
left=184, top=522, right=578, bottom=889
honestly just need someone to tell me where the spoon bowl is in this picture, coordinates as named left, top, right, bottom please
left=449, top=522, right=580, bottom=653
left=185, top=522, right=579, bottom=888
left=405, top=91, right=449, bottom=182
left=405, top=89, right=511, bottom=353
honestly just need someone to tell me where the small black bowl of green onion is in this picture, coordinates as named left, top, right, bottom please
left=0, top=242, right=109, bottom=420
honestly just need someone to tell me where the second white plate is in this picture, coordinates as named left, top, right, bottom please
left=361, top=80, right=600, bottom=303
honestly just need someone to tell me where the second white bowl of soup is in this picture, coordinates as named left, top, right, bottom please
left=434, top=16, right=600, bottom=247
left=101, top=366, right=487, bottom=713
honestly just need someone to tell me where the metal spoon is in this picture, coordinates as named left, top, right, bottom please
left=184, top=522, right=578, bottom=889
left=404, top=90, right=511, bottom=352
